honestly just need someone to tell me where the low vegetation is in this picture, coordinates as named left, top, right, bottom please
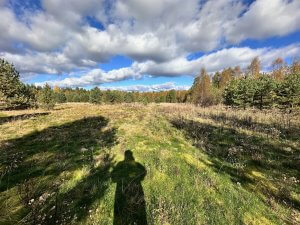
left=1, top=57, right=299, bottom=111
left=0, top=103, right=299, bottom=224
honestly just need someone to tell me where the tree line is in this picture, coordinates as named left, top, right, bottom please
left=0, top=57, right=299, bottom=110
left=189, top=57, right=300, bottom=112
left=37, top=85, right=188, bottom=109
left=0, top=58, right=188, bottom=110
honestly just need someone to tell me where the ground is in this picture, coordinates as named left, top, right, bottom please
left=0, top=103, right=299, bottom=225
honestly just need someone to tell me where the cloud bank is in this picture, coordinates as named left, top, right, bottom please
left=102, top=82, right=190, bottom=92
left=35, top=43, right=300, bottom=87
left=0, top=0, right=299, bottom=89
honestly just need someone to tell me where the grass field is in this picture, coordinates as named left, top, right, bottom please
left=0, top=103, right=299, bottom=225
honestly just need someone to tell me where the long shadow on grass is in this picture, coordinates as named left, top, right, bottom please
left=0, top=112, right=50, bottom=125
left=0, top=116, right=117, bottom=224
left=171, top=118, right=300, bottom=213
left=112, top=150, right=147, bottom=225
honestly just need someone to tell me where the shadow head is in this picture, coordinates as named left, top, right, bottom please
left=124, top=150, right=135, bottom=161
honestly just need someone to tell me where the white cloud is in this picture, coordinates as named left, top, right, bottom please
left=0, top=0, right=300, bottom=85
left=0, top=51, right=95, bottom=74
left=135, top=43, right=300, bottom=76
left=102, top=82, right=190, bottom=92
left=225, top=0, right=300, bottom=43
left=36, top=44, right=300, bottom=87
left=35, top=67, right=141, bottom=87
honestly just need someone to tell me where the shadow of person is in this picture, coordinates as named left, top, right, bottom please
left=111, top=150, right=147, bottom=225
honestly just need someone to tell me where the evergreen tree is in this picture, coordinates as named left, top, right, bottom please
left=124, top=92, right=134, bottom=103
left=253, top=76, right=276, bottom=110
left=275, top=73, right=300, bottom=112
left=52, top=86, right=66, bottom=103
left=212, top=71, right=221, bottom=88
left=38, top=84, right=55, bottom=110
left=166, top=89, right=176, bottom=103
left=211, top=86, right=222, bottom=105
left=0, top=59, right=36, bottom=109
left=157, top=93, right=166, bottom=103
left=104, top=90, right=122, bottom=104
left=190, top=76, right=201, bottom=103
left=54, top=92, right=67, bottom=103
left=223, top=77, right=256, bottom=109
left=141, top=95, right=149, bottom=105
left=89, top=87, right=102, bottom=104
left=223, top=80, right=236, bottom=107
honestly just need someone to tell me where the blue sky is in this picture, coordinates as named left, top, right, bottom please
left=0, top=0, right=299, bottom=91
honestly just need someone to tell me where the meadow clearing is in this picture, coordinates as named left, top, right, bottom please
left=0, top=103, right=299, bottom=225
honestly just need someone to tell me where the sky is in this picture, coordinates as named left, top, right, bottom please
left=0, top=0, right=299, bottom=91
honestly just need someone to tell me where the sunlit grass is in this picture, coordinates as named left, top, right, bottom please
left=0, top=103, right=299, bottom=224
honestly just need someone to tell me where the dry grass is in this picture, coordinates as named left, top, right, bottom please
left=0, top=103, right=299, bottom=225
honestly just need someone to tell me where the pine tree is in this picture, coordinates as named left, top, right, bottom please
left=0, top=58, right=36, bottom=109
left=55, top=92, right=67, bottom=103
left=124, top=92, right=134, bottom=103
left=38, top=84, right=55, bottom=110
left=89, top=87, right=102, bottom=104
left=223, top=77, right=256, bottom=109
left=253, top=76, right=276, bottom=110
left=275, top=73, right=300, bottom=112
left=223, top=79, right=238, bottom=107
left=157, top=93, right=166, bottom=103
left=212, top=71, right=221, bottom=88
left=166, top=89, right=176, bottom=103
